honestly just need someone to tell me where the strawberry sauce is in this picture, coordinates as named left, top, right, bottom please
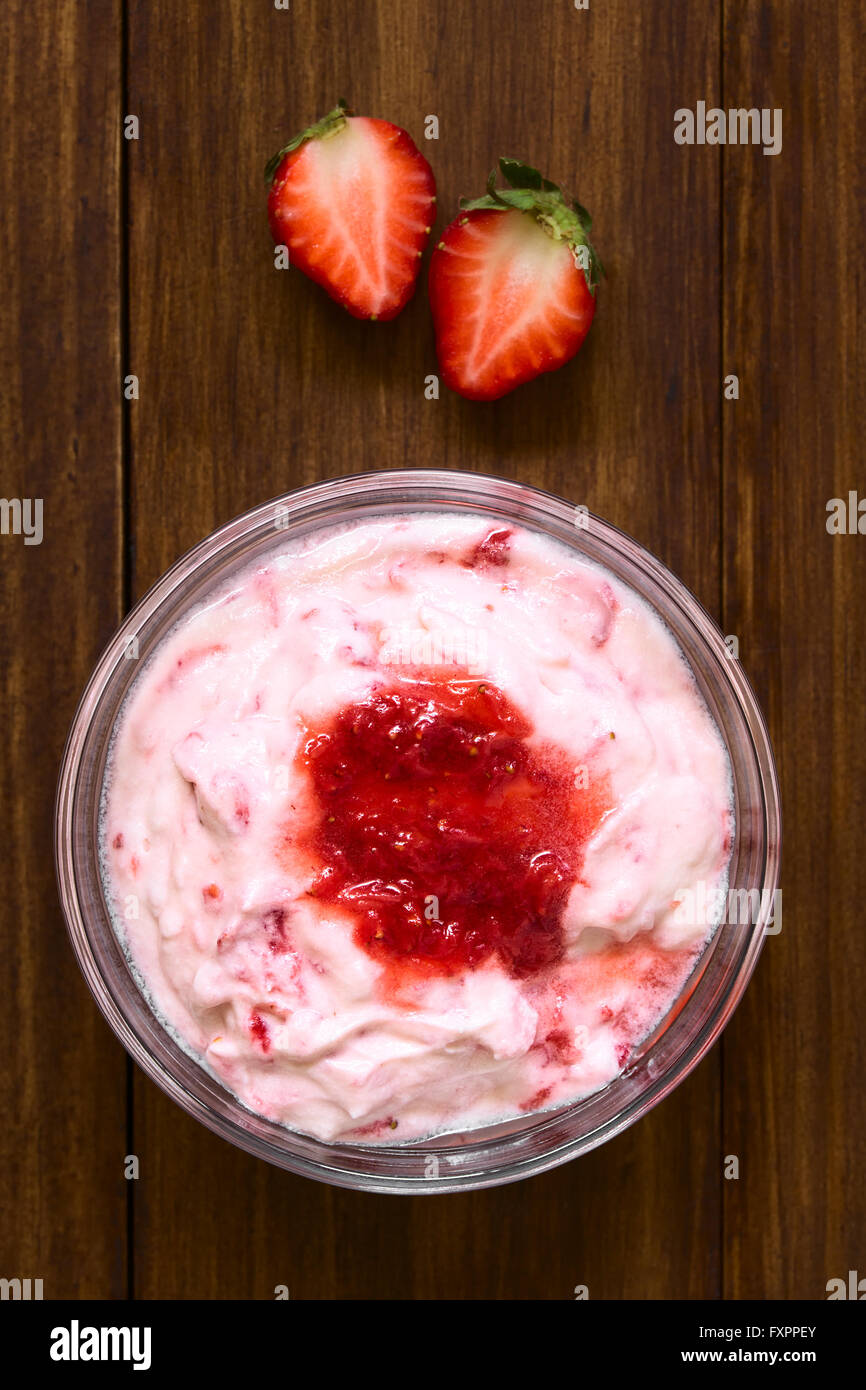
left=300, top=674, right=607, bottom=978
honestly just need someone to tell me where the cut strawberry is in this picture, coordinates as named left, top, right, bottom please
left=266, top=100, right=436, bottom=321
left=429, top=158, right=602, bottom=400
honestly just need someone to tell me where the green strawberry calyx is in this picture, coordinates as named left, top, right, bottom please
left=265, top=100, right=351, bottom=185
left=459, top=157, right=604, bottom=296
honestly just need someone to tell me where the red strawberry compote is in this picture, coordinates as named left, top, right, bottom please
left=102, top=514, right=733, bottom=1143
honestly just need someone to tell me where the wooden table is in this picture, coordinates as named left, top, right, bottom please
left=1, top=0, right=863, bottom=1300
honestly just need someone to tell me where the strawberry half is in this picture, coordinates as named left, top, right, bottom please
left=266, top=101, right=436, bottom=321
left=429, top=158, right=602, bottom=401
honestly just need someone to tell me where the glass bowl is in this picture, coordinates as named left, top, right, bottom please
left=55, top=469, right=780, bottom=1193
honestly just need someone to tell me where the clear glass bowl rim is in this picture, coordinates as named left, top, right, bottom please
left=55, top=468, right=781, bottom=1194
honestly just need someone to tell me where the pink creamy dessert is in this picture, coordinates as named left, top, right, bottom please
left=101, top=514, right=732, bottom=1143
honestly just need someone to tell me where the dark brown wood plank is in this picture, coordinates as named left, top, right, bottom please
left=721, top=0, right=866, bottom=1299
left=0, top=0, right=126, bottom=1297
left=128, top=0, right=722, bottom=1298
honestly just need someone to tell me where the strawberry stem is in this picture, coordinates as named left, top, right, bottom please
left=459, top=157, right=604, bottom=295
left=265, top=99, right=351, bottom=185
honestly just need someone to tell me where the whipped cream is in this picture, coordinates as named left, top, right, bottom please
left=101, top=513, right=732, bottom=1143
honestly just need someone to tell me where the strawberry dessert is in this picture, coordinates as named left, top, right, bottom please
left=102, top=514, right=732, bottom=1143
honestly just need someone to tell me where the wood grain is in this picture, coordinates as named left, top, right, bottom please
left=0, top=0, right=127, bottom=1298
left=127, top=0, right=722, bottom=1300
left=721, top=0, right=866, bottom=1300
